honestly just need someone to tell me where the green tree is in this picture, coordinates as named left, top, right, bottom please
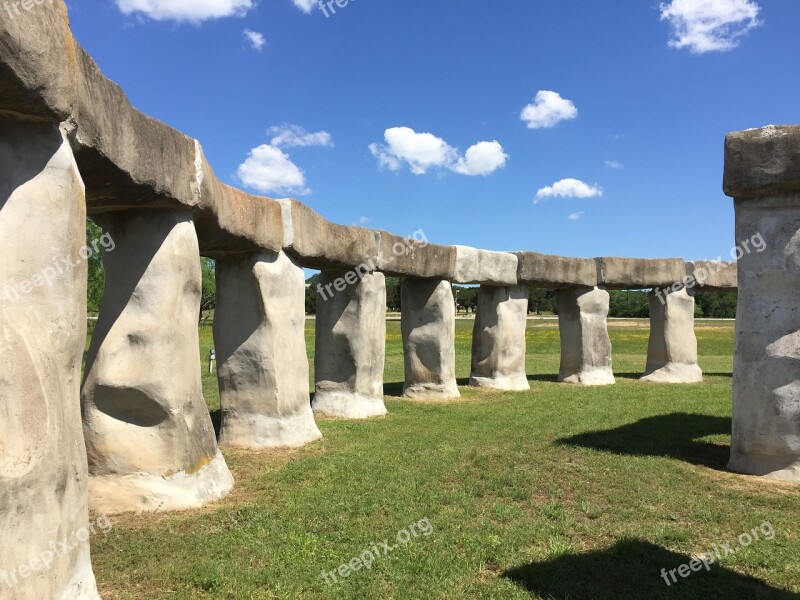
left=199, top=258, right=216, bottom=321
left=528, top=288, right=555, bottom=314
left=86, top=219, right=106, bottom=315
left=609, top=290, right=649, bottom=318
left=695, top=291, right=737, bottom=318
left=305, top=274, right=319, bottom=314
left=386, top=277, right=402, bottom=312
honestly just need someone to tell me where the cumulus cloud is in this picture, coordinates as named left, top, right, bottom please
left=534, top=178, right=603, bottom=203
left=243, top=29, right=265, bottom=51
left=605, top=160, right=624, bottom=170
left=115, top=0, right=254, bottom=22
left=292, top=0, right=317, bottom=13
left=269, top=124, right=333, bottom=149
left=237, top=145, right=309, bottom=195
left=660, top=0, right=761, bottom=54
left=568, top=212, right=585, bottom=221
left=520, top=91, right=578, bottom=130
left=369, top=127, right=507, bottom=176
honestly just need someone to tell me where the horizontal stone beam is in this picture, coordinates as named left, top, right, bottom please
left=685, top=260, right=738, bottom=292
left=514, top=252, right=597, bottom=288
left=596, top=257, right=686, bottom=290
left=724, top=125, right=800, bottom=199
left=377, top=231, right=456, bottom=279
left=453, top=246, right=518, bottom=286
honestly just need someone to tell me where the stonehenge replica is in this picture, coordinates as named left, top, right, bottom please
left=1, top=1, right=798, bottom=596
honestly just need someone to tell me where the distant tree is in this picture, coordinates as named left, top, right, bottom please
left=528, top=288, right=555, bottom=315
left=86, top=219, right=106, bottom=315
left=695, top=291, right=737, bottom=318
left=199, top=258, right=216, bottom=321
left=453, top=285, right=478, bottom=313
left=386, top=277, right=402, bottom=312
left=305, top=274, right=320, bottom=314
left=609, top=290, right=649, bottom=318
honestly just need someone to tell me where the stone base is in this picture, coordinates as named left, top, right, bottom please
left=403, top=382, right=461, bottom=401
left=559, top=367, right=615, bottom=386
left=469, top=374, right=530, bottom=391
left=642, top=362, right=703, bottom=384
left=312, top=390, right=388, bottom=419
left=89, top=451, right=234, bottom=515
left=219, top=407, right=322, bottom=450
left=59, top=552, right=101, bottom=600
left=728, top=452, right=800, bottom=483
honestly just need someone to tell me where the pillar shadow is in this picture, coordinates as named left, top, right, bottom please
left=558, top=413, right=731, bottom=470
left=503, top=539, right=799, bottom=600
left=210, top=409, right=221, bottom=438
left=526, top=373, right=560, bottom=383
left=383, top=381, right=405, bottom=397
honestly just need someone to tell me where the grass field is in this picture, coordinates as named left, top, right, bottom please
left=90, top=319, right=800, bottom=599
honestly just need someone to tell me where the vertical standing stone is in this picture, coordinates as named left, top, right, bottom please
left=82, top=209, right=234, bottom=514
left=215, top=251, right=322, bottom=448
left=556, top=287, right=615, bottom=386
left=0, top=121, right=99, bottom=598
left=401, top=279, right=460, bottom=400
left=313, top=270, right=388, bottom=419
left=724, top=125, right=800, bottom=482
left=470, top=285, right=530, bottom=391
left=642, top=287, right=703, bottom=383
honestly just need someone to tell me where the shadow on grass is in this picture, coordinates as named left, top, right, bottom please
left=504, top=539, right=799, bottom=600
left=383, top=381, right=405, bottom=397
left=210, top=409, right=221, bottom=438
left=558, top=413, right=731, bottom=470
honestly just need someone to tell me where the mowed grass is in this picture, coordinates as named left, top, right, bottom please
left=91, top=319, right=800, bottom=599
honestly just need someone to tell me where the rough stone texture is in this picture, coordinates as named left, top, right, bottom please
left=401, top=279, right=460, bottom=400
left=313, top=271, right=388, bottom=418
left=685, top=260, right=738, bottom=292
left=280, top=199, right=378, bottom=270
left=642, top=288, right=703, bottom=384
left=470, top=286, right=530, bottom=391
left=214, top=251, right=322, bottom=448
left=82, top=209, right=233, bottom=514
left=0, top=121, right=99, bottom=598
left=377, top=231, right=456, bottom=279
left=727, top=195, right=800, bottom=482
left=514, top=252, right=597, bottom=288
left=556, top=287, right=615, bottom=386
left=596, top=257, right=686, bottom=290
left=724, top=125, right=800, bottom=199
left=454, top=246, right=518, bottom=286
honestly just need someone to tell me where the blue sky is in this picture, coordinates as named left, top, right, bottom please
left=65, top=0, right=799, bottom=262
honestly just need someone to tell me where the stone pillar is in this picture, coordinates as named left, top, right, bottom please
left=312, top=270, right=387, bottom=418
left=470, top=285, right=530, bottom=391
left=401, top=279, right=460, bottom=400
left=556, top=287, right=615, bottom=386
left=723, top=126, right=800, bottom=482
left=0, top=121, right=99, bottom=598
left=214, top=251, right=322, bottom=448
left=82, top=209, right=234, bottom=514
left=642, top=287, right=703, bottom=383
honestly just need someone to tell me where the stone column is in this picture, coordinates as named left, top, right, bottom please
left=470, top=285, right=530, bottom=391
left=401, top=279, right=460, bottom=400
left=556, top=287, right=615, bottom=386
left=82, top=209, right=234, bottom=514
left=214, top=251, right=322, bottom=448
left=642, top=287, right=703, bottom=383
left=312, top=270, right=387, bottom=418
left=0, top=121, right=99, bottom=598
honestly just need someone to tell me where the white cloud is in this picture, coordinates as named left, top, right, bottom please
left=115, top=0, right=254, bottom=22
left=605, top=160, right=624, bottom=170
left=660, top=0, right=761, bottom=54
left=535, top=178, right=603, bottom=203
left=292, top=0, right=317, bottom=13
left=269, top=124, right=333, bottom=149
left=237, top=145, right=309, bottom=195
left=357, top=216, right=369, bottom=225
left=369, top=127, right=507, bottom=176
left=568, top=212, right=585, bottom=221
left=520, top=91, right=578, bottom=130
left=243, top=29, right=265, bottom=51
left=452, top=141, right=509, bottom=176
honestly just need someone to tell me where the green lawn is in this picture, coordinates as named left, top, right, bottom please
left=91, top=319, right=800, bottom=599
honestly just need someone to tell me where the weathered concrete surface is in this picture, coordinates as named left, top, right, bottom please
left=596, top=257, right=686, bottom=290
left=0, top=121, right=99, bottom=598
left=214, top=251, right=322, bottom=448
left=470, top=286, right=530, bottom=390
left=401, top=279, right=460, bottom=400
left=727, top=194, right=800, bottom=482
left=642, top=287, right=703, bottom=384
left=514, top=252, right=597, bottom=288
left=556, top=287, right=615, bottom=386
left=685, top=260, right=738, bottom=292
left=377, top=231, right=456, bottom=279
left=280, top=199, right=377, bottom=270
left=313, top=271, right=388, bottom=418
left=454, top=246, right=518, bottom=286
left=82, top=209, right=233, bottom=514
left=724, top=125, right=800, bottom=199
